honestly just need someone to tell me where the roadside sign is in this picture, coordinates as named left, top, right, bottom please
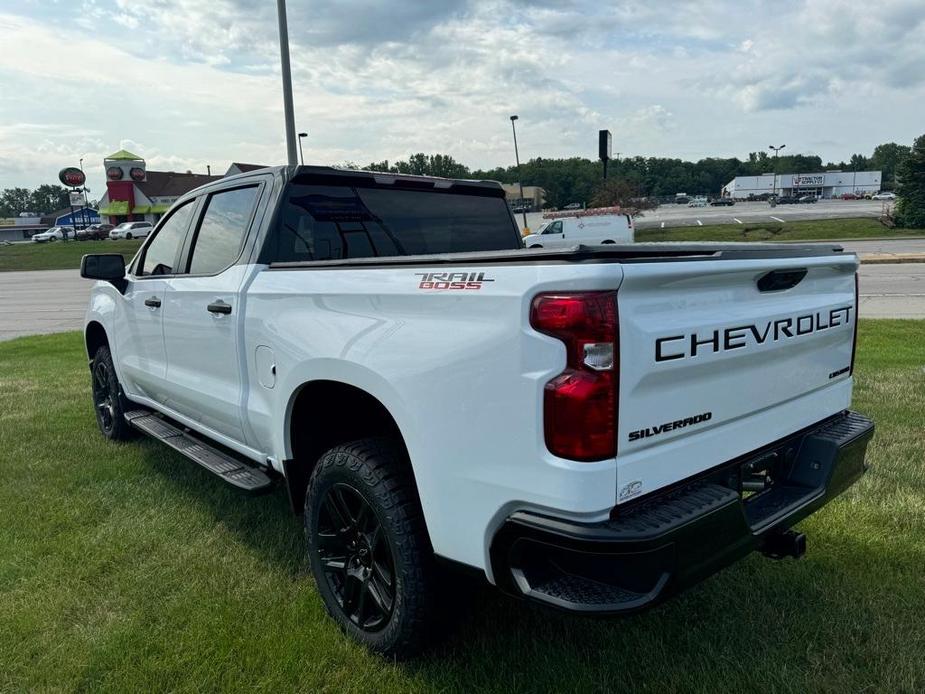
left=58, top=167, right=86, bottom=187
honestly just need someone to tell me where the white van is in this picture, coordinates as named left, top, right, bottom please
left=523, top=209, right=634, bottom=248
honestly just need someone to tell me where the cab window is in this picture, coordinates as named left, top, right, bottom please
left=543, top=221, right=562, bottom=235
left=138, top=201, right=196, bottom=276
left=187, top=186, right=260, bottom=275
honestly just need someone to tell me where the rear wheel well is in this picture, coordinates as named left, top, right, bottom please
left=285, top=380, right=408, bottom=515
left=85, top=321, right=109, bottom=363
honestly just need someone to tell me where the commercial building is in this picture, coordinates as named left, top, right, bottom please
left=722, top=170, right=882, bottom=199
left=0, top=207, right=99, bottom=242
left=97, top=149, right=221, bottom=226
left=500, top=183, right=546, bottom=211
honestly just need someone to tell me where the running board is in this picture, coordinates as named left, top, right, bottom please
left=124, top=410, right=274, bottom=493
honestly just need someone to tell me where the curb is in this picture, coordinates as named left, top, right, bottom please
left=859, top=254, right=925, bottom=264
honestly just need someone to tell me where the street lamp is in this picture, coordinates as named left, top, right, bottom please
left=769, top=144, right=786, bottom=197
left=509, top=115, right=528, bottom=232
left=298, top=132, right=308, bottom=165
left=276, top=0, right=298, bottom=167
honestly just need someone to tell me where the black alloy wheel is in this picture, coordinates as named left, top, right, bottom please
left=316, top=483, right=396, bottom=631
left=90, top=345, right=133, bottom=440
left=92, top=357, right=117, bottom=435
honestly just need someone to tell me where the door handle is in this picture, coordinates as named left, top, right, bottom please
left=207, top=300, right=232, bottom=315
left=144, top=296, right=161, bottom=308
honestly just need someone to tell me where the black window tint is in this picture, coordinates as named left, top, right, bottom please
left=188, top=186, right=259, bottom=275
left=274, top=184, right=518, bottom=262
left=139, top=201, right=195, bottom=276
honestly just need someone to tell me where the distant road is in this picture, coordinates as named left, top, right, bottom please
left=1, top=258, right=921, bottom=341
left=518, top=199, right=885, bottom=232
left=0, top=269, right=91, bottom=341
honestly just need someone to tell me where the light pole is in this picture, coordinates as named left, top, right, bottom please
left=298, top=132, right=308, bottom=165
left=276, top=0, right=298, bottom=167
left=769, top=144, right=785, bottom=197
left=509, top=115, right=528, bottom=232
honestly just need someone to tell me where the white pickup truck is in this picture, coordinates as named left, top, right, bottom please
left=81, top=165, right=874, bottom=657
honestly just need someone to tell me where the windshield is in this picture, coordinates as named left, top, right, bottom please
left=271, top=181, right=520, bottom=262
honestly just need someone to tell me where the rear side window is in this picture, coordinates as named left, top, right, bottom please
left=272, top=183, right=519, bottom=262
left=188, top=186, right=259, bottom=275
left=138, top=201, right=196, bottom=276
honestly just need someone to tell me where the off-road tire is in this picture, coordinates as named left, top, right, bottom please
left=91, top=345, right=134, bottom=441
left=304, top=438, right=440, bottom=659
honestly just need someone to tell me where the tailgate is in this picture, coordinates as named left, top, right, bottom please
left=615, top=253, right=858, bottom=502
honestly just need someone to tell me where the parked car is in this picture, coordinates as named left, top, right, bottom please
left=109, top=221, right=153, bottom=240
left=80, top=164, right=872, bottom=658
left=710, top=198, right=735, bottom=206
left=674, top=196, right=690, bottom=204
left=77, top=224, right=115, bottom=241
left=871, top=192, right=896, bottom=200
left=688, top=198, right=707, bottom=208
left=31, top=226, right=74, bottom=242
left=523, top=210, right=634, bottom=248
left=563, top=202, right=582, bottom=210
left=840, top=193, right=860, bottom=200
left=798, top=195, right=817, bottom=204
left=775, top=196, right=800, bottom=204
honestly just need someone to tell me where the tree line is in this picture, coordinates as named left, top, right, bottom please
left=351, top=142, right=912, bottom=210
left=0, top=185, right=71, bottom=218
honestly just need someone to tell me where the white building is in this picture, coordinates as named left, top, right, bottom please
left=722, top=170, right=882, bottom=199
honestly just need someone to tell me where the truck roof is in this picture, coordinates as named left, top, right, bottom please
left=219, top=164, right=506, bottom=195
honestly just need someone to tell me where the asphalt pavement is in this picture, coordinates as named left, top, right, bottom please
left=0, top=255, right=921, bottom=342
left=0, top=269, right=92, bottom=341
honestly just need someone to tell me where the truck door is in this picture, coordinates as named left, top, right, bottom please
left=113, top=199, right=198, bottom=402
left=160, top=184, right=263, bottom=444
left=542, top=220, right=565, bottom=245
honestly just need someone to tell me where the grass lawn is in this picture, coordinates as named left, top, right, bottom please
left=1, top=322, right=924, bottom=692
left=0, top=239, right=142, bottom=272
left=637, top=217, right=925, bottom=243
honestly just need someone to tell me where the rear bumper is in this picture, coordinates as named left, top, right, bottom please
left=489, top=410, right=874, bottom=614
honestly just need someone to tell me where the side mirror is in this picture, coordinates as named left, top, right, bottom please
left=81, top=254, right=127, bottom=291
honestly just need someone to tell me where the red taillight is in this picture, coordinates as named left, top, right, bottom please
left=530, top=292, right=617, bottom=461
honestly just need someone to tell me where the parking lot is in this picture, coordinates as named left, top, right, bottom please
left=518, top=199, right=886, bottom=232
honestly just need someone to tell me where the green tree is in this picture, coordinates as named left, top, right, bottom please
left=0, top=187, right=33, bottom=217
left=870, top=142, right=911, bottom=189
left=895, top=134, right=925, bottom=228
left=30, top=184, right=69, bottom=213
left=589, top=178, right=656, bottom=212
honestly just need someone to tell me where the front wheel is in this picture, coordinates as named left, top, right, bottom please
left=91, top=345, right=134, bottom=440
left=305, top=438, right=441, bottom=658
left=125, top=233, right=132, bottom=240
left=528, top=244, right=543, bottom=248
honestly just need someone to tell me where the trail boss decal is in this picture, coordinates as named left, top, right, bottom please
left=629, top=411, right=712, bottom=442
left=415, top=272, right=494, bottom=290
left=655, top=305, right=853, bottom=362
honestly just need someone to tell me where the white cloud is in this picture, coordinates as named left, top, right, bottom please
left=1, top=0, right=924, bottom=191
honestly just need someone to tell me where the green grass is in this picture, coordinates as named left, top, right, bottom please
left=637, top=217, right=925, bottom=243
left=1, top=322, right=924, bottom=692
left=0, top=239, right=142, bottom=272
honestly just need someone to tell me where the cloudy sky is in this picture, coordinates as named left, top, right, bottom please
left=1, top=0, right=923, bottom=193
